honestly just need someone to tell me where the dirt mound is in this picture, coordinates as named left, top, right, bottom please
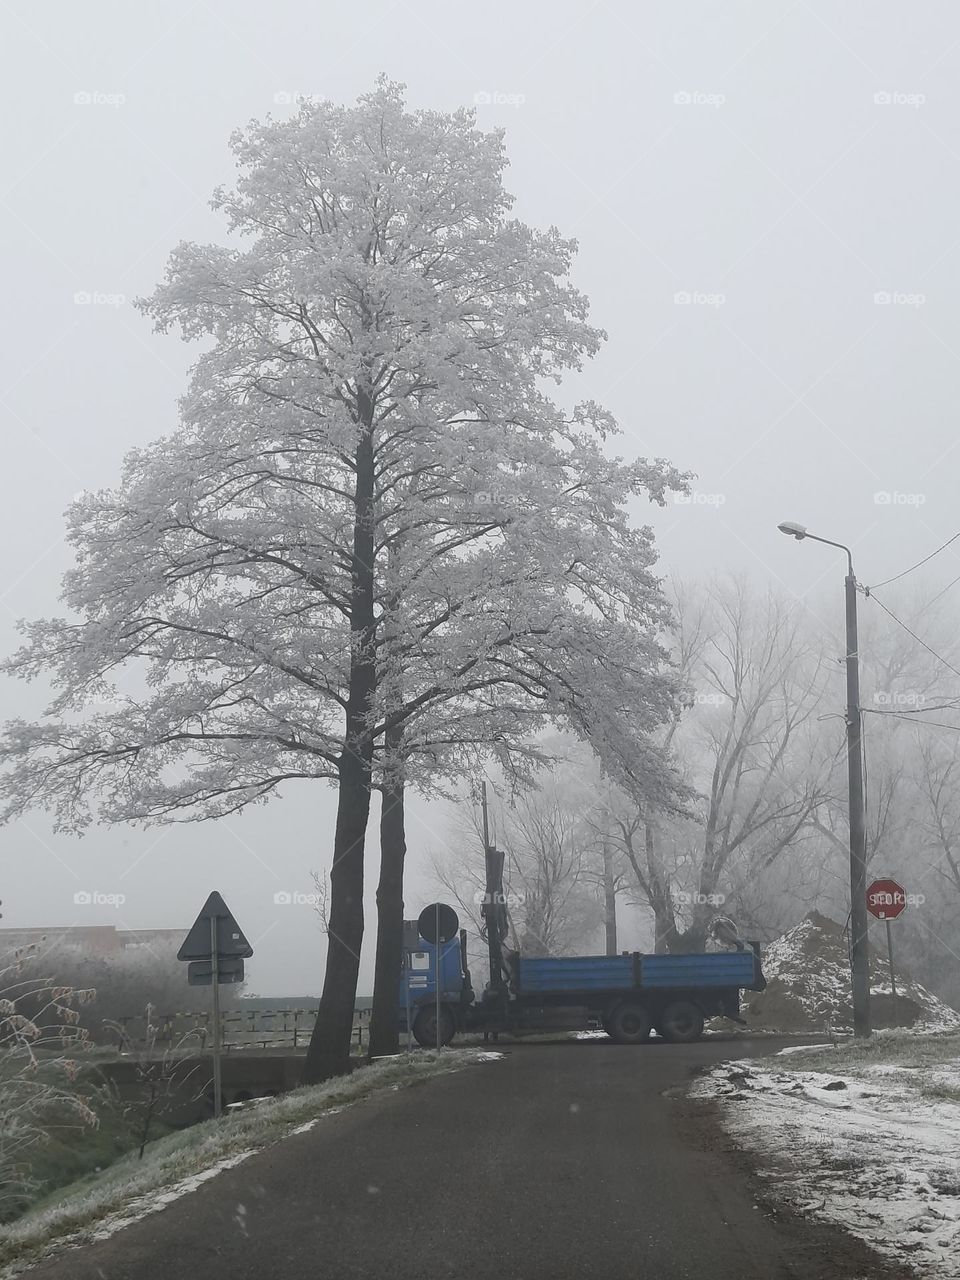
left=742, top=911, right=960, bottom=1034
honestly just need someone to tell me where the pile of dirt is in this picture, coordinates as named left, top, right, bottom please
left=742, top=911, right=960, bottom=1034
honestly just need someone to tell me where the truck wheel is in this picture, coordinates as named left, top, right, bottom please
left=659, top=1001, right=704, bottom=1043
left=606, top=1002, right=651, bottom=1045
left=412, top=1005, right=456, bottom=1048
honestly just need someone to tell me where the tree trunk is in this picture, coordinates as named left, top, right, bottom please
left=653, top=904, right=676, bottom=953
left=303, top=748, right=373, bottom=1082
left=368, top=755, right=406, bottom=1058
left=303, top=389, right=376, bottom=1085
left=602, top=834, right=617, bottom=955
left=645, top=818, right=681, bottom=953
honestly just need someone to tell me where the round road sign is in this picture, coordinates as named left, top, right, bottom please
left=418, top=902, right=459, bottom=944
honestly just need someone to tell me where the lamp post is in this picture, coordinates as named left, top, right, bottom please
left=778, top=522, right=871, bottom=1038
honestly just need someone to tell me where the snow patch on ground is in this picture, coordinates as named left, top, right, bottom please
left=775, top=1043, right=834, bottom=1057
left=694, top=1035, right=960, bottom=1278
left=88, top=1152, right=255, bottom=1242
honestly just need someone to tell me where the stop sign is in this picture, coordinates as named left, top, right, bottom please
left=866, top=878, right=907, bottom=921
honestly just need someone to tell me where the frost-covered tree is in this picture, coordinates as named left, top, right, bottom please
left=0, top=81, right=685, bottom=1080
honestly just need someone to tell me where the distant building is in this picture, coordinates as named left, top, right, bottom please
left=0, top=925, right=185, bottom=955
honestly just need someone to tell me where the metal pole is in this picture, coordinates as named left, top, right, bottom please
left=602, top=821, right=617, bottom=956
left=405, top=954, right=413, bottom=1052
left=435, top=902, right=442, bottom=1053
left=481, top=781, right=490, bottom=852
left=845, top=571, right=871, bottom=1037
left=885, top=918, right=897, bottom=1009
left=210, top=915, right=222, bottom=1118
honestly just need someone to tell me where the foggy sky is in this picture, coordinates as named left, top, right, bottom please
left=2, top=1, right=959, bottom=994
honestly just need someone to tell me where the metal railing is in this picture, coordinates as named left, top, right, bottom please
left=110, top=1006, right=371, bottom=1053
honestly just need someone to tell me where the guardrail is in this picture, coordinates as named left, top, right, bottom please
left=110, top=1006, right=371, bottom=1052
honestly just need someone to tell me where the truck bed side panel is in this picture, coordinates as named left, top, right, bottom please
left=517, top=955, right=635, bottom=993
left=640, top=951, right=761, bottom=990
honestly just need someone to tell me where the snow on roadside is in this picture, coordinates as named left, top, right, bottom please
left=89, top=1151, right=256, bottom=1242
left=0, top=1048, right=496, bottom=1278
left=692, top=1035, right=960, bottom=1278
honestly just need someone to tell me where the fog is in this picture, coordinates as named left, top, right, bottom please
left=2, top=1, right=959, bottom=994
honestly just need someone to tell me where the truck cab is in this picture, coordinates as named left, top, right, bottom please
left=398, top=920, right=473, bottom=1047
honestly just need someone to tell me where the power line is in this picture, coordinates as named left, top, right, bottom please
left=927, top=567, right=960, bottom=609
left=866, top=592, right=960, bottom=683
left=863, top=708, right=960, bottom=732
left=867, top=701, right=960, bottom=714
left=867, top=530, right=960, bottom=591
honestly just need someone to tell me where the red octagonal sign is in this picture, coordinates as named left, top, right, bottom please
left=866, top=878, right=907, bottom=921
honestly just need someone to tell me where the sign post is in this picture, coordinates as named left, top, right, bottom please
left=178, top=892, right=253, bottom=1119
left=885, top=919, right=897, bottom=1004
left=210, top=915, right=222, bottom=1118
left=435, top=904, right=441, bottom=1052
left=866, top=878, right=907, bottom=1022
left=417, top=902, right=459, bottom=1053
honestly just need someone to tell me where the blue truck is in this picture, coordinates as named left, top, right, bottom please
left=399, top=845, right=766, bottom=1048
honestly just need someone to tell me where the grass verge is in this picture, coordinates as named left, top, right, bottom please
left=771, top=1028, right=960, bottom=1075
left=0, top=1048, right=485, bottom=1277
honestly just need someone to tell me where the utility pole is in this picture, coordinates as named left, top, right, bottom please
left=844, top=567, right=871, bottom=1037
left=481, top=780, right=490, bottom=855
left=778, top=522, right=871, bottom=1037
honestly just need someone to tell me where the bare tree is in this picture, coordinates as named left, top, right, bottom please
left=101, top=1004, right=205, bottom=1158
left=615, top=578, right=832, bottom=951
left=432, top=756, right=605, bottom=962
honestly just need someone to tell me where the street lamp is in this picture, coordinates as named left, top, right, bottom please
left=778, top=521, right=871, bottom=1038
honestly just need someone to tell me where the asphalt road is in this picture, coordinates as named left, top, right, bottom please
left=26, top=1037, right=912, bottom=1280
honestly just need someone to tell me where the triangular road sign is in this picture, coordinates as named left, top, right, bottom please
left=177, top=891, right=253, bottom=961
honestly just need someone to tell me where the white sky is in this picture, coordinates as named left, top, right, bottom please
left=2, top=1, right=960, bottom=994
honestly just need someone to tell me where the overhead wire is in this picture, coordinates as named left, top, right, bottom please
left=862, top=709, right=960, bottom=732
left=864, top=591, right=960, bottom=684
left=867, top=530, right=960, bottom=592
left=926, top=567, right=960, bottom=609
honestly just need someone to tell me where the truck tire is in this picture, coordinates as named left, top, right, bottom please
left=412, top=1005, right=456, bottom=1049
left=659, top=1000, right=704, bottom=1043
left=606, top=1002, right=651, bottom=1045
